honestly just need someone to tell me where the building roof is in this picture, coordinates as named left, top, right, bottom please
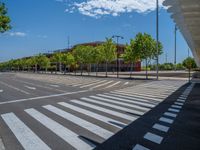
left=163, top=0, right=200, bottom=66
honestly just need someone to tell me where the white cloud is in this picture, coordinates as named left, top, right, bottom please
left=8, top=32, right=27, bottom=37
left=65, top=0, right=165, bottom=18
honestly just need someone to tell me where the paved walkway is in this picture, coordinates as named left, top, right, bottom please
left=95, top=82, right=200, bottom=150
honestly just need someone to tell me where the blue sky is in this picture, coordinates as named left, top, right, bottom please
left=0, top=0, right=191, bottom=64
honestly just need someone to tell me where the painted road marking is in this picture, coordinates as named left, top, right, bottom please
left=109, top=92, right=159, bottom=103
left=168, top=108, right=180, bottom=113
left=82, top=97, right=144, bottom=116
left=1, top=112, right=51, bottom=150
left=80, top=80, right=104, bottom=88
left=58, top=102, right=126, bottom=128
left=124, top=82, right=129, bottom=85
left=104, top=81, right=121, bottom=89
left=177, top=99, right=185, bottom=102
left=90, top=81, right=113, bottom=89
left=171, top=105, right=182, bottom=109
left=49, top=85, right=60, bottom=88
left=159, top=117, right=174, bottom=124
left=99, top=94, right=155, bottom=108
left=153, top=123, right=169, bottom=132
left=132, top=144, right=150, bottom=150
left=164, top=112, right=177, bottom=118
left=92, top=95, right=150, bottom=112
left=0, top=90, right=3, bottom=93
left=43, top=105, right=113, bottom=139
left=71, top=100, right=136, bottom=121
left=174, top=102, right=184, bottom=106
left=24, top=86, right=36, bottom=90
left=144, top=132, right=163, bottom=144
left=25, top=108, right=94, bottom=150
left=0, top=90, right=88, bottom=105
left=0, top=81, right=30, bottom=94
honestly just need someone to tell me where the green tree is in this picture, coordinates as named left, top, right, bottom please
left=101, top=38, right=117, bottom=77
left=134, top=33, right=163, bottom=79
left=123, top=39, right=140, bottom=78
left=37, top=54, right=50, bottom=73
left=0, top=2, right=11, bottom=33
left=183, top=57, right=197, bottom=82
left=51, top=52, right=62, bottom=73
left=62, top=53, right=75, bottom=74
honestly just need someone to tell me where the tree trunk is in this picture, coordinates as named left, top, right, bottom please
left=130, top=62, right=134, bottom=78
left=35, top=64, right=37, bottom=73
left=145, top=59, right=148, bottom=79
left=105, top=62, right=108, bottom=77
left=96, top=64, right=98, bottom=77
left=45, top=67, right=47, bottom=73
left=64, top=65, right=66, bottom=75
left=81, top=63, right=83, bottom=76
left=189, top=68, right=191, bottom=83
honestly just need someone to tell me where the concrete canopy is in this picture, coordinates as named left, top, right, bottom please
left=163, top=0, right=200, bottom=66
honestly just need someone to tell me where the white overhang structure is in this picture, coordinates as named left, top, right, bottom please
left=163, top=0, right=200, bottom=66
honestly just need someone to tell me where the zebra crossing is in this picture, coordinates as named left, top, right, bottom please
left=16, top=73, right=132, bottom=90
left=0, top=80, right=186, bottom=150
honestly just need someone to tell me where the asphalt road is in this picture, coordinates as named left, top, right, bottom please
left=0, top=73, right=187, bottom=150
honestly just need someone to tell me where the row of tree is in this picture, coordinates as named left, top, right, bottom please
left=0, top=33, right=163, bottom=78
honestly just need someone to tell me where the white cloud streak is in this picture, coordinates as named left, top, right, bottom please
left=65, top=0, right=166, bottom=18
left=7, top=32, right=27, bottom=37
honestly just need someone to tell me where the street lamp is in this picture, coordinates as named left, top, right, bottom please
left=174, top=25, right=178, bottom=71
left=156, top=0, right=159, bottom=80
left=112, top=35, right=124, bottom=78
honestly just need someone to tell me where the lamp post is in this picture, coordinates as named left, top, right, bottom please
left=174, top=25, right=178, bottom=71
left=156, top=0, right=159, bottom=80
left=112, top=35, right=124, bottom=78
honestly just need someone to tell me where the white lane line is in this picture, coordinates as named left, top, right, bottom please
left=71, top=100, right=136, bottom=121
left=58, top=102, right=127, bottom=128
left=109, top=92, right=159, bottom=103
left=82, top=97, right=144, bottom=116
left=1, top=112, right=51, bottom=150
left=49, top=85, right=60, bottom=88
left=24, top=86, right=36, bottom=90
left=171, top=105, right=182, bottom=109
left=0, top=90, right=88, bottom=105
left=92, top=95, right=150, bottom=112
left=0, top=81, right=30, bottom=94
left=132, top=144, right=150, bottom=150
left=43, top=105, right=113, bottom=139
left=90, top=81, right=113, bottom=89
left=25, top=108, right=94, bottom=150
left=143, top=132, right=163, bottom=144
left=124, top=82, right=129, bottom=85
left=104, top=81, right=121, bottom=89
left=152, top=123, right=169, bottom=132
left=168, top=108, right=180, bottom=113
left=0, top=138, right=5, bottom=150
left=159, top=117, right=174, bottom=124
left=99, top=94, right=155, bottom=108
left=179, top=97, right=186, bottom=100
left=164, top=112, right=177, bottom=118
left=174, top=102, right=184, bottom=106
left=80, top=80, right=104, bottom=88
left=0, top=90, right=3, bottom=93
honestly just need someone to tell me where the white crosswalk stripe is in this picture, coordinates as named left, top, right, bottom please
left=25, top=108, right=95, bottom=150
left=90, top=95, right=150, bottom=112
left=71, top=100, right=137, bottom=121
left=43, top=105, right=113, bottom=139
left=58, top=102, right=127, bottom=128
left=81, top=97, right=145, bottom=116
left=1, top=112, right=51, bottom=150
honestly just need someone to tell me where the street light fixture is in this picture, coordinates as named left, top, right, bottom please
left=156, top=0, right=159, bottom=80
left=112, top=35, right=124, bottom=78
left=174, top=25, right=178, bottom=71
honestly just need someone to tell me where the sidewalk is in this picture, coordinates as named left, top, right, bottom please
left=95, top=82, right=200, bottom=150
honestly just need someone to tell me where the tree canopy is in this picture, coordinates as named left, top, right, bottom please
left=0, top=2, right=11, bottom=33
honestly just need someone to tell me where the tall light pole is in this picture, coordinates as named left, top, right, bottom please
left=174, top=25, right=177, bottom=70
left=156, top=0, right=159, bottom=80
left=112, top=35, right=124, bottom=78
